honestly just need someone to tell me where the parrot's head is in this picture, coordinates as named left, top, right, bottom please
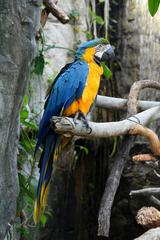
left=75, top=38, right=115, bottom=64
left=94, top=42, right=115, bottom=65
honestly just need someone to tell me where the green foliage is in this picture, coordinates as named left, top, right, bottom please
left=16, top=95, right=39, bottom=238
left=32, top=53, right=45, bottom=75
left=40, top=214, right=47, bottom=227
left=69, top=10, right=80, bottom=25
left=101, top=62, right=112, bottom=79
left=71, top=144, right=89, bottom=169
left=31, top=33, right=75, bottom=77
left=148, top=0, right=160, bottom=16
left=83, top=31, right=93, bottom=40
left=75, top=145, right=89, bottom=156
left=109, top=136, right=118, bottom=158
left=89, top=9, right=104, bottom=25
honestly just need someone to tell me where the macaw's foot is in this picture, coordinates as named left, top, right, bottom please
left=73, top=111, right=92, bottom=134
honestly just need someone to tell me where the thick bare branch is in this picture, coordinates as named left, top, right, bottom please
left=97, top=81, right=160, bottom=237
left=51, top=106, right=160, bottom=138
left=96, top=95, right=160, bottom=111
left=130, top=188, right=160, bottom=197
left=98, top=135, right=134, bottom=237
left=127, top=80, right=160, bottom=116
left=134, top=228, right=160, bottom=240
left=43, top=0, right=69, bottom=24
left=129, top=124, right=160, bottom=156
left=150, top=196, right=160, bottom=208
left=40, top=8, right=50, bottom=28
left=97, top=80, right=160, bottom=237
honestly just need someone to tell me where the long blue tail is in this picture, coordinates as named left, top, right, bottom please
left=33, top=132, right=60, bottom=223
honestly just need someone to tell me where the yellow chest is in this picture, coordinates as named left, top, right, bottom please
left=64, top=61, right=103, bottom=116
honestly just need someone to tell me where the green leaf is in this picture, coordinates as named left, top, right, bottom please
left=75, top=145, right=89, bottom=155
left=95, top=15, right=104, bottom=25
left=23, top=121, right=38, bottom=131
left=33, top=53, right=45, bottom=75
left=29, top=178, right=37, bottom=198
left=20, top=110, right=29, bottom=122
left=89, top=9, right=104, bottom=25
left=19, top=173, right=27, bottom=186
left=83, top=31, right=93, bottom=40
left=148, top=0, right=160, bottom=16
left=40, top=214, right=47, bottom=227
left=20, top=95, right=30, bottom=122
left=79, top=146, right=89, bottom=155
left=23, top=95, right=28, bottom=107
left=101, top=62, right=112, bottom=79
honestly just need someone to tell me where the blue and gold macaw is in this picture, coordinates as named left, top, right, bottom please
left=34, top=38, right=115, bottom=223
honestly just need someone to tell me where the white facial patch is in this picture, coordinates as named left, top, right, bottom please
left=94, top=51, right=103, bottom=59
left=95, top=44, right=111, bottom=58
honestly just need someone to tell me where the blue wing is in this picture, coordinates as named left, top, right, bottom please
left=35, top=60, right=89, bottom=151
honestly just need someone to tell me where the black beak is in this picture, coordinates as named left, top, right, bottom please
left=101, top=45, right=115, bottom=63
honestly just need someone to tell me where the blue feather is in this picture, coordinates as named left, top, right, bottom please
left=34, top=38, right=108, bottom=223
left=35, top=60, right=88, bottom=151
left=37, top=132, right=55, bottom=202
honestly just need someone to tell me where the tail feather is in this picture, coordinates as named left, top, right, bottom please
left=34, top=132, right=60, bottom=224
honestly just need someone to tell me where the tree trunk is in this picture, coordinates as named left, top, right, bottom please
left=0, top=1, right=41, bottom=238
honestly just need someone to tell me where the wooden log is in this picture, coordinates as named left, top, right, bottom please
left=130, top=188, right=160, bottom=197
left=134, top=227, right=160, bottom=240
left=127, top=80, right=160, bottom=116
left=51, top=106, right=160, bottom=139
left=96, top=95, right=160, bottom=111
left=43, top=0, right=69, bottom=24
left=98, top=135, right=134, bottom=236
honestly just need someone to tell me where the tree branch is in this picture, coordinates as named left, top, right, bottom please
left=43, top=0, right=69, bottom=24
left=127, top=80, right=160, bottom=116
left=130, top=188, right=160, bottom=197
left=51, top=106, right=160, bottom=138
left=134, top=228, right=160, bottom=240
left=129, top=124, right=160, bottom=156
left=150, top=196, right=160, bottom=208
left=40, top=8, right=50, bottom=28
left=51, top=81, right=160, bottom=237
left=96, top=95, right=160, bottom=111
left=98, top=135, right=134, bottom=236
left=51, top=105, right=160, bottom=238
left=97, top=80, right=160, bottom=237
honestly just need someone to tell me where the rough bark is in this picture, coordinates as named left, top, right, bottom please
left=0, top=1, right=41, bottom=238
left=43, top=0, right=69, bottom=24
left=98, top=135, right=135, bottom=237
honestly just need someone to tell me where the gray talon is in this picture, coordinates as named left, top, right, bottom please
left=74, top=111, right=92, bottom=133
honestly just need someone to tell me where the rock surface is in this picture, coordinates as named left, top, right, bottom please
left=115, top=0, right=160, bottom=99
left=0, top=0, right=41, bottom=238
